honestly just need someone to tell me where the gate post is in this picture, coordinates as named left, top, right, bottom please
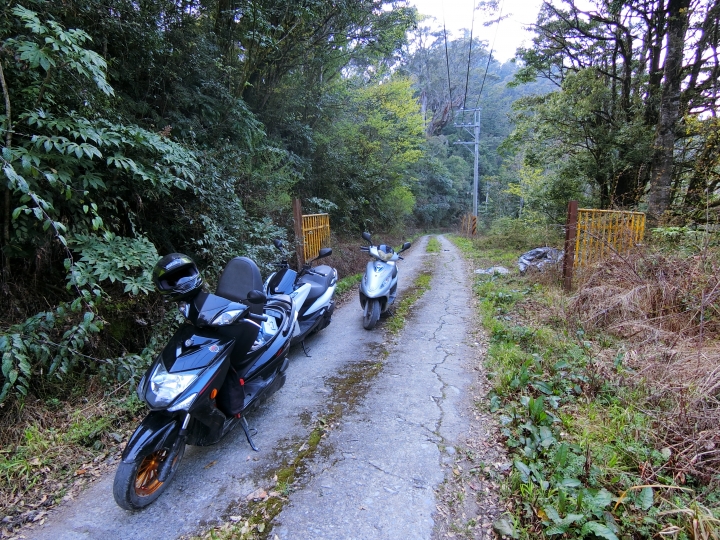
left=562, top=200, right=578, bottom=292
left=292, top=198, right=305, bottom=268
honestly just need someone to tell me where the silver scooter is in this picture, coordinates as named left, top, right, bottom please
left=358, top=232, right=411, bottom=330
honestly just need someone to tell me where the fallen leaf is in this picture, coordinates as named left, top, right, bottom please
left=246, top=488, right=268, bottom=501
left=74, top=469, right=87, bottom=476
left=257, top=523, right=266, bottom=533
left=229, top=515, right=242, bottom=522
left=204, top=460, right=217, bottom=469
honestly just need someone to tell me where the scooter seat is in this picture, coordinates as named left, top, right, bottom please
left=297, top=265, right=336, bottom=305
left=298, top=265, right=335, bottom=289
left=216, top=257, right=264, bottom=314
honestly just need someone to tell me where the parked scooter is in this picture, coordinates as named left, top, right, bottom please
left=264, top=239, right=337, bottom=350
left=113, top=253, right=294, bottom=510
left=359, top=232, right=411, bottom=330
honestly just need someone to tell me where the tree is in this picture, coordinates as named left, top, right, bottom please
left=514, top=0, right=720, bottom=222
left=306, top=76, right=424, bottom=231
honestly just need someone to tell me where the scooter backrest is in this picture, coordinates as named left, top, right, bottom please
left=216, top=257, right=264, bottom=314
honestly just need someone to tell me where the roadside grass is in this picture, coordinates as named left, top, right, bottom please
left=385, top=271, right=432, bottom=334
left=450, top=233, right=720, bottom=540
left=335, top=272, right=362, bottom=297
left=426, top=236, right=441, bottom=252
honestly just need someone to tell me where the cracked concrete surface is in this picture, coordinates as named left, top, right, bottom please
left=271, top=235, right=481, bottom=539
left=22, top=234, right=493, bottom=540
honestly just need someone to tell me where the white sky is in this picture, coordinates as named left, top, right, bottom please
left=409, top=0, right=544, bottom=62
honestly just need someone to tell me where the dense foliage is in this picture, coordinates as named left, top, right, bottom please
left=0, top=0, right=423, bottom=402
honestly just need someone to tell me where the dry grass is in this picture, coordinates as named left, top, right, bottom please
left=567, top=245, right=720, bottom=485
left=571, top=250, right=720, bottom=342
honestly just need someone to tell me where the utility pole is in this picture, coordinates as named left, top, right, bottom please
left=454, top=108, right=481, bottom=217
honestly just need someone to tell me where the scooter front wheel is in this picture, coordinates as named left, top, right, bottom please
left=363, top=299, right=380, bottom=330
left=113, top=441, right=185, bottom=510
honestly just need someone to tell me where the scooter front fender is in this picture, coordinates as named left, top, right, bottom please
left=121, top=412, right=182, bottom=464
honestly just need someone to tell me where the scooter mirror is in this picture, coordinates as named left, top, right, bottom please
left=247, top=290, right=267, bottom=304
left=273, top=238, right=284, bottom=250
left=362, top=232, right=372, bottom=242
left=401, top=242, right=411, bottom=252
left=317, top=248, right=332, bottom=259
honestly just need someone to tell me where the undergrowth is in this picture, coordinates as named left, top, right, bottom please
left=451, top=233, right=720, bottom=540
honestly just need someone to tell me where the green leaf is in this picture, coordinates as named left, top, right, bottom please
left=560, top=478, right=581, bottom=487
left=638, top=487, right=653, bottom=511
left=580, top=521, right=619, bottom=540
left=586, top=488, right=613, bottom=510
left=493, top=518, right=518, bottom=539
left=544, top=506, right=561, bottom=523
left=514, top=460, right=531, bottom=481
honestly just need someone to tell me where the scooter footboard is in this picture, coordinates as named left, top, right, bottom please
left=121, top=412, right=182, bottom=464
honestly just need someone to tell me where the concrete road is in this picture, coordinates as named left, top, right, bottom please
left=24, top=234, right=487, bottom=540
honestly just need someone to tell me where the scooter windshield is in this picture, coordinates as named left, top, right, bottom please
left=376, top=245, right=395, bottom=262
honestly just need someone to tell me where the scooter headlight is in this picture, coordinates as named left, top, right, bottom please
left=211, top=309, right=244, bottom=326
left=149, top=361, right=201, bottom=405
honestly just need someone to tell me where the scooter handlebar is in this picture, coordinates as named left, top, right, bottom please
left=248, top=312, right=269, bottom=322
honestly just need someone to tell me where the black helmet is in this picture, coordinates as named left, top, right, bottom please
left=152, top=253, right=203, bottom=301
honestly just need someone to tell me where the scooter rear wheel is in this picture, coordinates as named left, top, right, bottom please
left=363, top=299, right=380, bottom=330
left=113, top=441, right=185, bottom=510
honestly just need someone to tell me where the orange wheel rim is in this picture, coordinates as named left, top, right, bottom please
left=134, top=449, right=168, bottom=496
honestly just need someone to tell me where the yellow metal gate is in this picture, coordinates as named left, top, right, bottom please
left=574, top=209, right=646, bottom=267
left=301, top=213, right=330, bottom=261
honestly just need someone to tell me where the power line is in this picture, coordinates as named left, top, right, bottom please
left=442, top=2, right=454, bottom=120
left=474, top=0, right=504, bottom=110
left=461, top=0, right=476, bottom=116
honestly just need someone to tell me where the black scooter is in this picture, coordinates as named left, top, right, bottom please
left=264, top=239, right=337, bottom=350
left=113, top=256, right=294, bottom=510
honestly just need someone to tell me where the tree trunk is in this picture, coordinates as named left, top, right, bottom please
left=647, top=0, right=689, bottom=224
left=0, top=59, right=13, bottom=282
